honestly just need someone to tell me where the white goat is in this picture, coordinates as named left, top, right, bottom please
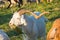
left=47, top=18, right=60, bottom=40
left=9, top=9, right=49, bottom=40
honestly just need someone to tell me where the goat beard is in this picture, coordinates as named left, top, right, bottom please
left=9, top=24, right=22, bottom=34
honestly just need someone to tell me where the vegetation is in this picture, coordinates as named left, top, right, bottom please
left=0, top=1, right=60, bottom=40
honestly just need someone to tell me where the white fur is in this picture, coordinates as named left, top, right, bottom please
left=9, top=12, right=27, bottom=26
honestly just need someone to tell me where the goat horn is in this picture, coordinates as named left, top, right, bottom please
left=18, top=9, right=32, bottom=15
left=24, top=10, right=50, bottom=19
left=30, top=11, right=50, bottom=19
left=25, top=10, right=50, bottom=19
left=18, top=9, right=49, bottom=19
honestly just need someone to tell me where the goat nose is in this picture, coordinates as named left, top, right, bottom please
left=9, top=23, right=12, bottom=25
left=9, top=22, right=13, bottom=26
left=9, top=23, right=11, bottom=24
left=9, top=23, right=11, bottom=26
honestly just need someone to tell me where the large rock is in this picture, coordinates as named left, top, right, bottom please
left=0, top=30, right=10, bottom=40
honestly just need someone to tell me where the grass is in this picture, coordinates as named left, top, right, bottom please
left=0, top=1, right=60, bottom=40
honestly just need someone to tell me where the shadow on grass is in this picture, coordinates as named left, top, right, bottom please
left=6, top=27, right=23, bottom=37
left=0, top=13, right=12, bottom=25
left=6, top=28, right=23, bottom=40
left=48, top=15, right=60, bottom=21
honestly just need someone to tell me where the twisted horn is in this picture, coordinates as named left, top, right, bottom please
left=18, top=9, right=49, bottom=19
left=18, top=9, right=32, bottom=15
left=30, top=11, right=50, bottom=19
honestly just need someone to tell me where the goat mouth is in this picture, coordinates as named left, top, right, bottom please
left=9, top=23, right=17, bottom=29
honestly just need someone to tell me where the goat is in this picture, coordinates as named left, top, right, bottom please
left=47, top=18, right=60, bottom=40
left=9, top=9, right=49, bottom=40
left=7, top=0, right=23, bottom=8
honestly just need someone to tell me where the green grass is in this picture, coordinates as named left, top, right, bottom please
left=0, top=1, right=60, bottom=40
